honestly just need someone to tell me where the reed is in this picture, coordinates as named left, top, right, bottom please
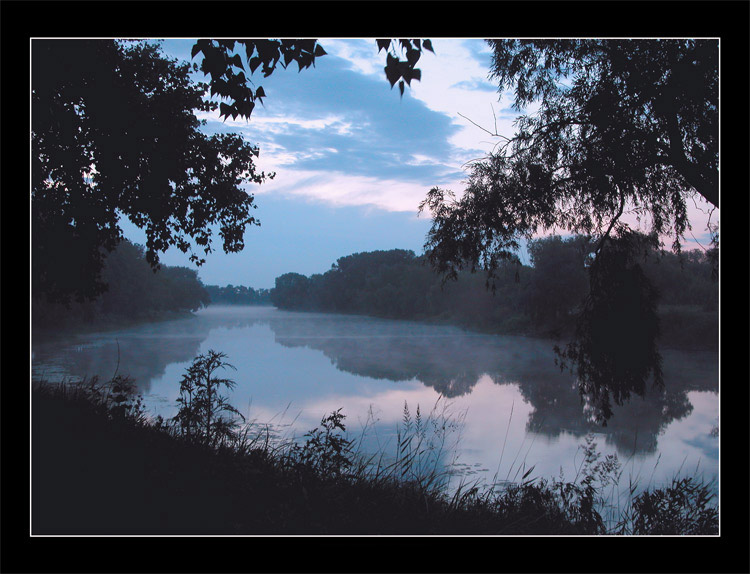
left=31, top=360, right=718, bottom=535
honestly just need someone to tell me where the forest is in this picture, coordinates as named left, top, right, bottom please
left=32, top=230, right=718, bottom=354
left=32, top=239, right=210, bottom=332
left=268, top=235, right=718, bottom=350
left=203, top=284, right=272, bottom=306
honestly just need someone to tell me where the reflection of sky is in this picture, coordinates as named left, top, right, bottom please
left=32, top=307, right=718, bottom=498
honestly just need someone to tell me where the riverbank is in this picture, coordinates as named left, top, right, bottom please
left=31, top=308, right=198, bottom=344
left=31, top=379, right=718, bottom=536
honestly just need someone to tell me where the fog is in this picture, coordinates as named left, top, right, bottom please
left=33, top=305, right=718, bottom=494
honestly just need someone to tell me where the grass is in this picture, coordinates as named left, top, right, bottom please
left=31, top=369, right=718, bottom=536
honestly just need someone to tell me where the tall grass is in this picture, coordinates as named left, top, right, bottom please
left=31, top=356, right=718, bottom=535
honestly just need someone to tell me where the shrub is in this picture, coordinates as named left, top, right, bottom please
left=172, top=350, right=245, bottom=446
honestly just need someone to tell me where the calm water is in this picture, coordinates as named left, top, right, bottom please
left=32, top=305, right=719, bottom=499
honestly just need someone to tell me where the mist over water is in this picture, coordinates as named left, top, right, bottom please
left=32, top=306, right=718, bottom=495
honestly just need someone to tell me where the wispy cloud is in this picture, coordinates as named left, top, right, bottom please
left=189, top=42, right=486, bottom=210
left=252, top=168, right=458, bottom=213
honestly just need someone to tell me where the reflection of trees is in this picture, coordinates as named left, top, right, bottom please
left=516, top=373, right=697, bottom=455
left=263, top=310, right=718, bottom=457
left=32, top=307, right=718, bottom=458
left=32, top=318, right=211, bottom=392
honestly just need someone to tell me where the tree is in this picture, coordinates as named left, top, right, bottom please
left=420, top=39, right=718, bottom=283
left=173, top=350, right=244, bottom=446
left=32, top=39, right=273, bottom=304
left=523, top=235, right=592, bottom=327
left=32, top=38, right=434, bottom=305
left=270, top=272, right=312, bottom=310
left=419, top=40, right=719, bottom=423
left=31, top=238, right=210, bottom=329
left=191, top=38, right=434, bottom=121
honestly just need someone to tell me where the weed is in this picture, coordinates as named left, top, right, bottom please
left=32, top=351, right=718, bottom=535
left=172, top=350, right=245, bottom=446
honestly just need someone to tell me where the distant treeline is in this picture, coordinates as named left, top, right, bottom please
left=268, top=236, right=718, bottom=347
left=32, top=240, right=210, bottom=331
left=204, top=284, right=272, bottom=306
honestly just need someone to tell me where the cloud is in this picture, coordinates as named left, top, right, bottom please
left=252, top=167, right=459, bottom=213
left=449, top=79, right=498, bottom=92
left=170, top=39, right=514, bottom=212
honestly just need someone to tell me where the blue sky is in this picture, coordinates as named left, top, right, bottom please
left=123, top=38, right=517, bottom=288
left=122, top=38, right=717, bottom=289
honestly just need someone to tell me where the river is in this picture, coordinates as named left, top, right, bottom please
left=32, top=305, right=719, bottom=505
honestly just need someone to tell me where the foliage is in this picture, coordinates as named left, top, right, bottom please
left=419, top=38, right=718, bottom=341
left=32, top=239, right=210, bottom=330
left=36, top=374, right=147, bottom=425
left=32, top=351, right=718, bottom=535
left=32, top=369, right=718, bottom=536
left=269, top=242, right=716, bottom=345
left=489, top=39, right=717, bottom=214
left=191, top=38, right=434, bottom=121
left=205, top=284, right=272, bottom=305
left=292, top=409, right=354, bottom=478
left=172, top=350, right=245, bottom=446
left=523, top=235, right=593, bottom=325
left=190, top=39, right=328, bottom=121
left=376, top=39, right=435, bottom=97
left=555, top=231, right=665, bottom=424
left=32, top=39, right=273, bottom=304
left=32, top=36, right=435, bottom=306
left=624, top=476, right=719, bottom=535
left=488, top=434, right=621, bottom=534
left=269, top=242, right=716, bottom=424
left=418, top=40, right=719, bottom=427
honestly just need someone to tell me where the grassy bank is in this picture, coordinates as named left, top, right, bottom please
left=31, top=377, right=718, bottom=536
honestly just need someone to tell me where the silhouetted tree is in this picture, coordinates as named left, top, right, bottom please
left=205, top=284, right=272, bottom=305
left=420, top=39, right=718, bottom=286
left=270, top=273, right=312, bottom=310
left=32, top=38, right=434, bottom=306
left=523, top=235, right=593, bottom=328
left=32, top=239, right=210, bottom=329
left=191, top=39, right=434, bottom=121
left=32, top=40, right=273, bottom=305
left=419, top=39, right=718, bottom=423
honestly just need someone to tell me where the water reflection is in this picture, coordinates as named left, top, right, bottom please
left=32, top=319, right=209, bottom=392
left=31, top=307, right=718, bottom=461
left=261, top=312, right=717, bottom=455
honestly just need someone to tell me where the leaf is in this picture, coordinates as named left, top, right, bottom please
left=406, top=47, right=421, bottom=66
left=423, top=39, right=434, bottom=53
left=376, top=39, right=391, bottom=52
left=313, top=43, right=327, bottom=57
left=384, top=53, right=400, bottom=86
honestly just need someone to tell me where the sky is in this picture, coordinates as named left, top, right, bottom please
left=122, top=38, right=718, bottom=289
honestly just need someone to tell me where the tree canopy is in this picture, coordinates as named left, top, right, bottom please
left=32, top=39, right=272, bottom=304
left=191, top=38, right=433, bottom=121
left=32, top=239, right=210, bottom=330
left=420, top=39, right=718, bottom=285
left=32, top=38, right=433, bottom=305
left=418, top=39, right=719, bottom=422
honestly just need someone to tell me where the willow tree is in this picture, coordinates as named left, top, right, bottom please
left=420, top=39, right=719, bottom=423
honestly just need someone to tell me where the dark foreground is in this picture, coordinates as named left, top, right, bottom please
left=31, top=381, right=718, bottom=536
